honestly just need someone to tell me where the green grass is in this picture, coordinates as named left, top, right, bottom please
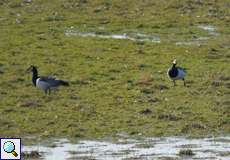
left=0, top=0, right=229, bottom=140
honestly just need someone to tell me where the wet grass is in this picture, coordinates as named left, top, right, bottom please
left=178, top=149, right=195, bottom=156
left=22, top=151, right=42, bottom=159
left=0, top=0, right=229, bottom=140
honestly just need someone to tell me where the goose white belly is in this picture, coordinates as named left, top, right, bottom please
left=36, top=78, right=50, bottom=90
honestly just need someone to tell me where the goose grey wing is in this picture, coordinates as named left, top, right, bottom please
left=39, top=76, right=60, bottom=86
left=177, top=67, right=187, bottom=72
left=39, top=76, right=56, bottom=81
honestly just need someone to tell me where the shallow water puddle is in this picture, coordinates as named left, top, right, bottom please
left=175, top=37, right=209, bottom=46
left=197, top=24, right=219, bottom=36
left=65, top=29, right=161, bottom=43
left=64, top=25, right=220, bottom=46
left=23, top=136, right=230, bottom=160
left=175, top=25, right=219, bottom=46
left=198, top=25, right=216, bottom=32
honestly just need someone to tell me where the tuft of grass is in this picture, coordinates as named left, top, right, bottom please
left=139, top=108, right=153, bottom=115
left=21, top=151, right=42, bottom=159
left=179, top=149, right=195, bottom=156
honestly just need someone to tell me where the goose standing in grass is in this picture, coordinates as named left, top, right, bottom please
left=167, top=59, right=186, bottom=86
left=27, top=65, right=69, bottom=94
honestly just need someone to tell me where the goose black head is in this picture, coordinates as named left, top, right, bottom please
left=27, top=65, right=38, bottom=86
left=26, top=65, right=37, bottom=73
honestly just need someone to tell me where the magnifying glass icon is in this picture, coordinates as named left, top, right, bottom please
left=3, top=141, right=18, bottom=157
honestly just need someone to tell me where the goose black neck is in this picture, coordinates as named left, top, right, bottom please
left=32, top=67, right=38, bottom=86
left=172, top=64, right=176, bottom=68
left=169, top=64, right=178, bottom=78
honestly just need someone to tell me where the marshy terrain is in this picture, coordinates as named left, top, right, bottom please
left=22, top=136, right=230, bottom=159
left=0, top=0, right=229, bottom=158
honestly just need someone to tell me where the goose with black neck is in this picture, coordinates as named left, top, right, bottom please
left=167, top=59, right=186, bottom=86
left=27, top=65, right=69, bottom=94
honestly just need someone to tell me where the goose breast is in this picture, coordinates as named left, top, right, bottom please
left=36, top=78, right=51, bottom=90
left=172, top=68, right=186, bottom=80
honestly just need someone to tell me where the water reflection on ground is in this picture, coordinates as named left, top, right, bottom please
left=23, top=136, right=230, bottom=160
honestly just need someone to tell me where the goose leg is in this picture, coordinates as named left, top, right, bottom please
left=173, top=80, right=176, bottom=86
left=183, top=78, right=186, bottom=86
left=48, top=88, right=51, bottom=95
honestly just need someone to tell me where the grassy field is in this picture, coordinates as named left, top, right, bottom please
left=0, top=0, right=229, bottom=140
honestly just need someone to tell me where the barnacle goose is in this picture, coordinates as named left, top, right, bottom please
left=27, top=65, right=69, bottom=94
left=167, top=59, right=186, bottom=86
